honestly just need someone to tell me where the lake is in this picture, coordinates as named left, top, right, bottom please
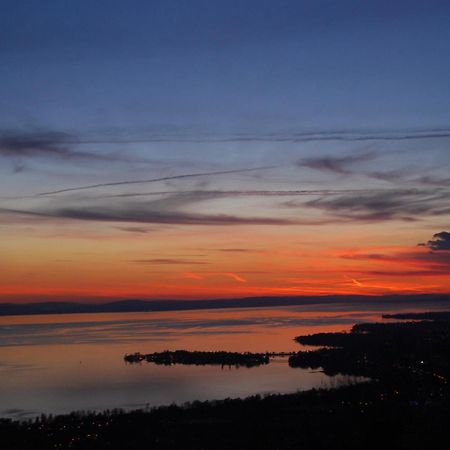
left=1, top=300, right=448, bottom=419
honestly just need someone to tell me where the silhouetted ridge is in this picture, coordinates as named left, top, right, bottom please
left=1, top=294, right=450, bottom=316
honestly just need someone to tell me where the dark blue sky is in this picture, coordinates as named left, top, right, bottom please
left=2, top=0, right=450, bottom=133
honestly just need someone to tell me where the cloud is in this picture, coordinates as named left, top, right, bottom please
left=0, top=129, right=209, bottom=172
left=131, top=259, right=209, bottom=265
left=297, top=189, right=450, bottom=222
left=0, top=130, right=123, bottom=165
left=1, top=186, right=348, bottom=227
left=116, top=226, right=152, bottom=234
left=0, top=204, right=296, bottom=226
left=298, top=151, right=376, bottom=174
left=341, top=253, right=386, bottom=261
left=365, top=168, right=415, bottom=183
left=99, top=188, right=382, bottom=200
left=0, top=131, right=76, bottom=158
left=217, top=248, right=259, bottom=253
left=184, top=272, right=204, bottom=280
left=3, top=127, right=449, bottom=163
left=222, top=272, right=247, bottom=283
left=364, top=269, right=450, bottom=277
left=342, top=251, right=450, bottom=266
left=419, top=176, right=450, bottom=187
left=420, top=231, right=450, bottom=251
left=341, top=241, right=450, bottom=277
left=183, top=272, right=247, bottom=283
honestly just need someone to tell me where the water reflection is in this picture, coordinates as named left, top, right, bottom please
left=0, top=302, right=446, bottom=419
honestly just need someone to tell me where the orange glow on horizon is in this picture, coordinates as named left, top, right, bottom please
left=1, top=224, right=449, bottom=303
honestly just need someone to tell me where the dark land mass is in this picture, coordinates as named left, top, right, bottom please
left=124, top=350, right=294, bottom=367
left=383, top=311, right=450, bottom=321
left=290, top=318, right=450, bottom=384
left=1, top=293, right=450, bottom=316
left=2, top=312, right=450, bottom=449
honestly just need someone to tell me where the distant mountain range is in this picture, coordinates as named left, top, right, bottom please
left=1, top=294, right=450, bottom=316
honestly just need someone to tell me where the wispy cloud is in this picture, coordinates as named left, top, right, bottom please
left=419, top=176, right=450, bottom=187
left=97, top=188, right=385, bottom=200
left=184, top=272, right=204, bottom=280
left=223, top=272, right=247, bottom=283
left=183, top=272, right=247, bottom=283
left=130, top=259, right=209, bottom=265
left=341, top=236, right=450, bottom=276
left=2, top=186, right=449, bottom=227
left=3, top=127, right=450, bottom=164
left=2, top=184, right=354, bottom=227
left=295, top=189, right=450, bottom=222
left=0, top=204, right=296, bottom=226
left=0, top=130, right=135, bottom=169
left=116, top=226, right=152, bottom=234
left=0, top=129, right=208, bottom=172
left=0, top=130, right=95, bottom=159
left=298, top=151, right=376, bottom=174
left=216, top=248, right=260, bottom=253
left=343, top=251, right=450, bottom=266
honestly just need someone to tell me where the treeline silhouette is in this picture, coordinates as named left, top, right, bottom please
left=383, top=311, right=450, bottom=321
left=123, top=350, right=292, bottom=367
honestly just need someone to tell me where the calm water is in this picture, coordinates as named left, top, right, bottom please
left=0, top=301, right=448, bottom=419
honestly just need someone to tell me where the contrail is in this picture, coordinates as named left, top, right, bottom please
left=99, top=188, right=395, bottom=199
left=67, top=128, right=450, bottom=144
left=1, top=186, right=435, bottom=202
left=37, top=166, right=277, bottom=196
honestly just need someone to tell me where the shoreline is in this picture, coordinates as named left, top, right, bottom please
left=2, top=311, right=450, bottom=449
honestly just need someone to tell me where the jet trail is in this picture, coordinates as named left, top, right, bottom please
left=37, top=166, right=277, bottom=196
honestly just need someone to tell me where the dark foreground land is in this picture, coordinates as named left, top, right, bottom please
left=2, top=312, right=450, bottom=450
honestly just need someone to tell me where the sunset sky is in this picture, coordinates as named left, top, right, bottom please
left=1, top=0, right=450, bottom=302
